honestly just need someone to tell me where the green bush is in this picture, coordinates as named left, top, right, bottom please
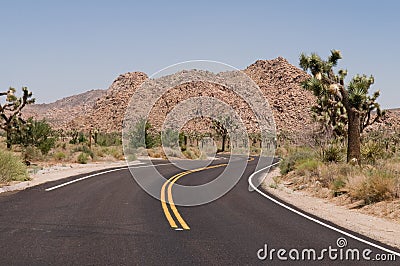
left=53, top=151, right=66, bottom=161
left=331, top=176, right=346, bottom=192
left=0, top=149, right=29, bottom=182
left=109, top=147, right=123, bottom=160
left=280, top=148, right=315, bottom=175
left=96, top=132, right=122, bottom=146
left=321, top=143, right=345, bottom=163
left=11, top=118, right=57, bottom=155
left=73, top=145, right=94, bottom=159
left=77, top=152, right=89, bottom=164
left=361, top=140, right=385, bottom=164
left=78, top=132, right=87, bottom=143
left=95, top=147, right=106, bottom=157
left=295, top=159, right=320, bottom=176
left=181, top=147, right=201, bottom=159
left=128, top=119, right=160, bottom=149
left=38, top=138, right=56, bottom=155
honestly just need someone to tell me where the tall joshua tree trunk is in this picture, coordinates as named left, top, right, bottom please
left=347, top=108, right=361, bottom=164
left=5, top=126, right=12, bottom=149
left=221, top=134, right=226, bottom=152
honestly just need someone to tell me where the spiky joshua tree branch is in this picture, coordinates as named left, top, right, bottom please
left=0, top=87, right=35, bottom=149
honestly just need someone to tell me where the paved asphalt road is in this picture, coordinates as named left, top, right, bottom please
left=0, top=157, right=399, bottom=265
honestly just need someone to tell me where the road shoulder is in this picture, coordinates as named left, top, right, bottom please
left=0, top=161, right=134, bottom=194
left=262, top=168, right=400, bottom=250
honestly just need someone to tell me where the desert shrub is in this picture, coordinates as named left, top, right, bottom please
left=330, top=176, right=346, bottom=191
left=147, top=147, right=167, bottom=158
left=146, top=133, right=161, bottom=149
left=0, top=149, right=29, bottom=182
left=73, top=145, right=94, bottom=159
left=96, top=132, right=122, bottom=147
left=275, top=146, right=288, bottom=158
left=78, top=132, right=87, bottom=143
left=179, top=132, right=187, bottom=151
left=109, top=147, right=124, bottom=160
left=361, top=140, right=385, bottom=164
left=321, top=143, right=345, bottom=163
left=182, top=147, right=202, bottom=159
left=77, top=152, right=89, bottom=164
left=318, top=164, right=336, bottom=187
left=53, top=151, right=66, bottom=161
left=94, top=147, right=105, bottom=158
left=280, top=148, right=316, bottom=175
left=347, top=174, right=394, bottom=204
left=38, top=138, right=56, bottom=155
left=384, top=161, right=400, bottom=198
left=128, top=119, right=161, bottom=149
left=161, top=129, right=179, bottom=148
left=68, top=130, right=79, bottom=144
left=295, top=159, right=320, bottom=176
left=23, top=145, right=43, bottom=161
left=336, top=163, right=354, bottom=176
left=11, top=118, right=57, bottom=155
left=346, top=166, right=396, bottom=204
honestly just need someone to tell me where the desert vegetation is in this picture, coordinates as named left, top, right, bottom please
left=278, top=130, right=400, bottom=204
left=0, top=86, right=127, bottom=184
left=275, top=50, right=399, bottom=215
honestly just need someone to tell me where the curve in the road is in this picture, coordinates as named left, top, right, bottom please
left=160, top=163, right=228, bottom=230
left=248, top=161, right=400, bottom=259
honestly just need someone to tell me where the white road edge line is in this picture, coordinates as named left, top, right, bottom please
left=248, top=161, right=400, bottom=258
left=45, top=162, right=173, bottom=192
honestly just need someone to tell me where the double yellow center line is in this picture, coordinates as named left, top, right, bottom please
left=160, top=163, right=227, bottom=230
left=160, top=157, right=254, bottom=230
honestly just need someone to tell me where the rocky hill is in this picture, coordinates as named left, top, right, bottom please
left=368, top=109, right=400, bottom=132
left=25, top=56, right=399, bottom=143
left=68, top=72, right=148, bottom=131
left=61, top=57, right=316, bottom=140
left=21, top=57, right=399, bottom=144
left=243, top=57, right=316, bottom=139
left=23, top=89, right=106, bottom=129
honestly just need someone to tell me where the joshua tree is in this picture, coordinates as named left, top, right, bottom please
left=299, top=50, right=384, bottom=164
left=211, top=116, right=237, bottom=152
left=0, top=87, right=35, bottom=149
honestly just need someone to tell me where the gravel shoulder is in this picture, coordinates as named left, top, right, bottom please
left=0, top=161, right=135, bottom=194
left=262, top=168, right=400, bottom=250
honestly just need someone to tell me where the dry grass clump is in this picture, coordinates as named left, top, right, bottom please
left=147, top=147, right=166, bottom=158
left=182, top=147, right=203, bottom=159
left=346, top=172, right=395, bottom=204
left=138, top=146, right=206, bottom=160
left=279, top=146, right=399, bottom=205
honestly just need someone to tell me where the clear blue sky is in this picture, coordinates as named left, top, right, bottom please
left=1, top=0, right=399, bottom=108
